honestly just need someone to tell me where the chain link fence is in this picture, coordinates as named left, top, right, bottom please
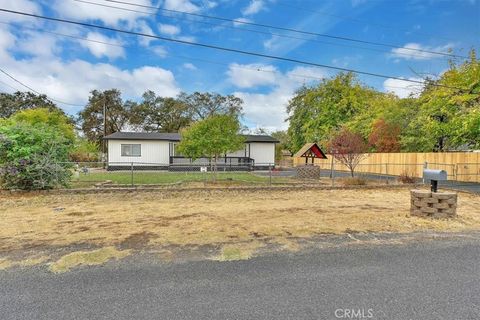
left=65, top=161, right=284, bottom=188
left=35, top=161, right=480, bottom=193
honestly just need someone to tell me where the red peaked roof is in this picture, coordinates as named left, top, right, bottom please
left=293, top=143, right=328, bottom=159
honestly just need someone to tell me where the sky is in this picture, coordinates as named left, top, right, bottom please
left=0, top=0, right=478, bottom=131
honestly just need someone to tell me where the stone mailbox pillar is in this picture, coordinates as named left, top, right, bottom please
left=410, top=190, right=457, bottom=218
left=296, top=165, right=322, bottom=179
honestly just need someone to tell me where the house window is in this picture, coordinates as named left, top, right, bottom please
left=121, top=144, right=141, bottom=157
left=172, top=143, right=183, bottom=156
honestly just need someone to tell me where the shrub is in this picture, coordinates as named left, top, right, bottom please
left=0, top=122, right=73, bottom=190
left=398, top=171, right=416, bottom=184
left=341, top=177, right=367, bottom=186
left=69, top=139, right=100, bottom=162
left=0, top=154, right=72, bottom=190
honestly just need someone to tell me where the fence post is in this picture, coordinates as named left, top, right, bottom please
left=329, top=155, right=334, bottom=178
left=131, top=162, right=134, bottom=187
left=385, top=163, right=389, bottom=184
left=423, top=161, right=428, bottom=185
left=269, top=164, right=272, bottom=186
left=331, top=159, right=335, bottom=187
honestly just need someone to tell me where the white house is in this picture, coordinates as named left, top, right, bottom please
left=104, top=132, right=278, bottom=170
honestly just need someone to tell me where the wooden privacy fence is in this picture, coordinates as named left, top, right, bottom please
left=293, top=152, right=480, bottom=183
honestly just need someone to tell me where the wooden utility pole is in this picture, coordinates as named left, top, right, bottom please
left=102, top=98, right=107, bottom=163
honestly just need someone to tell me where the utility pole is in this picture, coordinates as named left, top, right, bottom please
left=102, top=98, right=107, bottom=163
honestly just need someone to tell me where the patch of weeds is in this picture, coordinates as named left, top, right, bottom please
left=214, top=242, right=262, bottom=261
left=273, top=238, right=301, bottom=252
left=398, top=171, right=417, bottom=184
left=0, top=258, right=13, bottom=270
left=0, top=256, right=48, bottom=270
left=342, top=177, right=367, bottom=186
left=48, top=247, right=131, bottom=273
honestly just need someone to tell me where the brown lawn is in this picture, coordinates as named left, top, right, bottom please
left=1, top=187, right=480, bottom=271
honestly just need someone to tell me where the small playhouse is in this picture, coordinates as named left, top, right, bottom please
left=293, top=143, right=328, bottom=179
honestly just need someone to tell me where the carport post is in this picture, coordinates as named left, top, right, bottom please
left=131, top=162, right=134, bottom=187
left=269, top=164, right=272, bottom=185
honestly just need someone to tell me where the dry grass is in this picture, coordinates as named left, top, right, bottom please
left=1, top=188, right=480, bottom=267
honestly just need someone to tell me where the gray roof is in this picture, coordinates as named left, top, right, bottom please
left=104, top=132, right=279, bottom=143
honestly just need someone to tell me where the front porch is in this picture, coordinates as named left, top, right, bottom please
left=169, top=156, right=255, bottom=171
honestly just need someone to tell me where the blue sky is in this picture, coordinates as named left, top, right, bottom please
left=0, top=0, right=478, bottom=130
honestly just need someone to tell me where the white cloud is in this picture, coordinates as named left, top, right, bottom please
left=135, top=20, right=155, bottom=47
left=152, top=46, right=168, bottom=57
left=233, top=17, right=252, bottom=27
left=231, top=64, right=328, bottom=130
left=179, top=36, right=196, bottom=43
left=158, top=23, right=181, bottom=36
left=242, top=0, right=265, bottom=15
left=79, top=32, right=125, bottom=59
left=0, top=0, right=41, bottom=24
left=0, top=27, right=180, bottom=108
left=53, top=0, right=155, bottom=27
left=203, top=1, right=218, bottom=9
left=390, top=42, right=454, bottom=60
left=383, top=78, right=424, bottom=98
left=227, top=63, right=277, bottom=88
left=16, top=31, right=60, bottom=58
left=182, top=63, right=197, bottom=70
left=163, top=0, right=200, bottom=13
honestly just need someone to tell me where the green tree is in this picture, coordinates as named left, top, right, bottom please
left=0, top=91, right=61, bottom=118
left=402, top=50, right=480, bottom=151
left=78, top=89, right=130, bottom=144
left=178, top=92, right=243, bottom=120
left=11, top=107, right=75, bottom=144
left=177, top=115, right=245, bottom=180
left=0, top=121, right=73, bottom=190
left=286, top=73, right=377, bottom=152
left=368, top=119, right=401, bottom=152
left=271, top=130, right=293, bottom=160
left=130, top=90, right=191, bottom=132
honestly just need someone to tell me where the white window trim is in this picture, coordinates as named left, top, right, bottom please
left=121, top=144, right=141, bottom=157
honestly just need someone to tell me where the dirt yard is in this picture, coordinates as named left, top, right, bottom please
left=1, top=187, right=480, bottom=271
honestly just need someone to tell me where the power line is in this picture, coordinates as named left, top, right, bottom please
left=4, top=21, right=419, bottom=94
left=1, top=21, right=325, bottom=83
left=0, top=77, right=22, bottom=92
left=275, top=1, right=465, bottom=43
left=0, top=68, right=83, bottom=106
left=72, top=0, right=454, bottom=61
left=0, top=8, right=463, bottom=91
left=98, top=0, right=466, bottom=59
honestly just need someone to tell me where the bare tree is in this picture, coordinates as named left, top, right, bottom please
left=328, top=128, right=367, bottom=177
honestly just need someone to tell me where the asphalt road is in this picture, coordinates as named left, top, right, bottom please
left=1, top=237, right=480, bottom=320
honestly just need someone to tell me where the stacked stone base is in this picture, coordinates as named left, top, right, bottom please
left=410, top=190, right=457, bottom=218
left=296, top=165, right=321, bottom=179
